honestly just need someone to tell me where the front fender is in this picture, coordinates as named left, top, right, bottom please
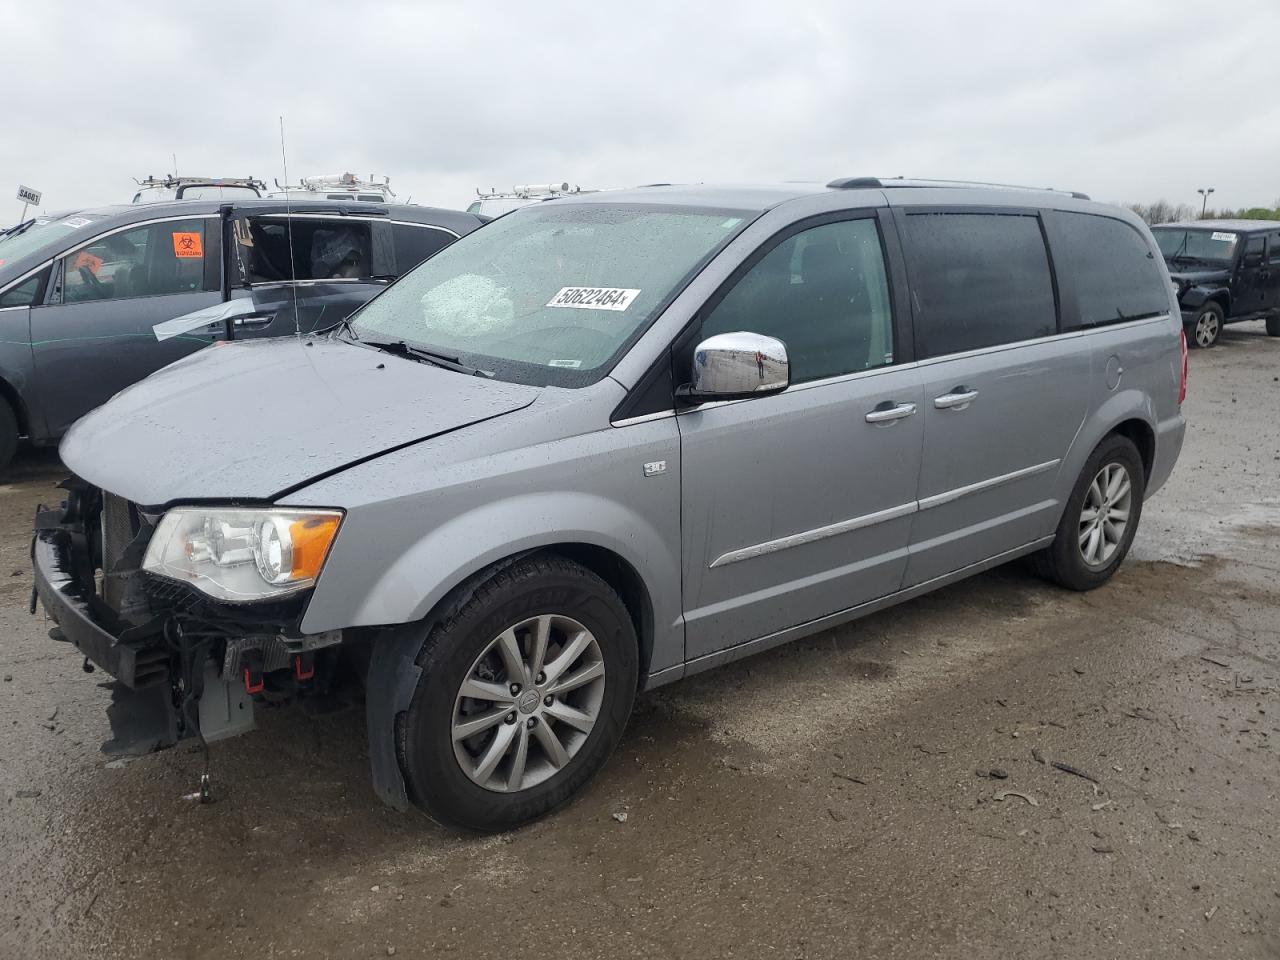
left=1179, top=285, right=1229, bottom=312
left=302, top=487, right=683, bottom=673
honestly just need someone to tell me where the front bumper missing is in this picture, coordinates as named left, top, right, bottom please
left=31, top=527, right=168, bottom=689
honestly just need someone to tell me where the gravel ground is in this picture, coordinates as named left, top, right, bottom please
left=1, top=320, right=1278, bottom=960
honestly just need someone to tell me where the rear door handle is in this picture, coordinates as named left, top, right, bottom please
left=934, top=388, right=979, bottom=410
left=232, top=313, right=276, bottom=329
left=865, top=402, right=917, bottom=424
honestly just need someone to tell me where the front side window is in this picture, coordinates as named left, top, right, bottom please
left=1152, top=227, right=1239, bottom=266
left=350, top=204, right=752, bottom=386
left=1271, top=233, right=1280, bottom=265
left=903, top=213, right=1056, bottom=358
left=60, top=219, right=207, bottom=304
left=700, top=218, right=894, bottom=382
left=1053, top=212, right=1169, bottom=329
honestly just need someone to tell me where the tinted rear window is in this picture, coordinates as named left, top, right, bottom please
left=903, top=213, right=1056, bottom=358
left=1053, top=213, right=1169, bottom=329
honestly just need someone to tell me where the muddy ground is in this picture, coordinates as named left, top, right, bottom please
left=1, top=321, right=1278, bottom=960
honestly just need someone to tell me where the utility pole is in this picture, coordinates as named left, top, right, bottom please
left=1197, top=187, right=1215, bottom=219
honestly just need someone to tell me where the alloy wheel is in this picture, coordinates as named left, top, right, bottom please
left=1078, top=462, right=1132, bottom=567
left=452, top=614, right=606, bottom=793
left=1195, top=311, right=1219, bottom=347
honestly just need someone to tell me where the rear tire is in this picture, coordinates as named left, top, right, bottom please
left=397, top=554, right=637, bottom=832
left=0, top=399, right=17, bottom=474
left=1032, top=434, right=1145, bottom=591
left=1266, top=313, right=1280, bottom=337
left=1187, top=302, right=1223, bottom=348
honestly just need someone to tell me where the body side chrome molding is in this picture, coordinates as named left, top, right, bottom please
left=710, top=501, right=917, bottom=568
left=708, top=458, right=1061, bottom=569
left=258, top=213, right=460, bottom=237
left=916, top=458, right=1060, bottom=511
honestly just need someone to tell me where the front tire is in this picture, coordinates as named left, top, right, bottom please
left=1188, top=302, right=1223, bottom=348
left=1032, top=434, right=1145, bottom=591
left=397, top=554, right=638, bottom=832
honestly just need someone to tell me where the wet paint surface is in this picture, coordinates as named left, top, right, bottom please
left=1, top=320, right=1278, bottom=959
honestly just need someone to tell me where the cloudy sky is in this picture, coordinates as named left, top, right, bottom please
left=4, top=0, right=1278, bottom=222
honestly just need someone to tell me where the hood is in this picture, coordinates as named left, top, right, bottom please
left=1167, top=265, right=1231, bottom=285
left=61, top=337, right=539, bottom=505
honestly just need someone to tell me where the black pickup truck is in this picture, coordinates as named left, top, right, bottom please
left=1151, top=220, right=1280, bottom=348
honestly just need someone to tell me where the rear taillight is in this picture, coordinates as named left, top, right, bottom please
left=1179, top=328, right=1188, bottom=405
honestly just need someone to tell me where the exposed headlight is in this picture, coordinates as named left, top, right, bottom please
left=142, top=507, right=343, bottom=602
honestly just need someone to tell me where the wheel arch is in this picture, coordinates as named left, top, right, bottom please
left=1107, top=417, right=1155, bottom=482
left=1057, top=393, right=1158, bottom=514
left=0, top=375, right=30, bottom=438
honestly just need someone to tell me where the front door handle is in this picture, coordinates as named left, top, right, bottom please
left=934, top=388, right=979, bottom=410
left=865, top=402, right=917, bottom=424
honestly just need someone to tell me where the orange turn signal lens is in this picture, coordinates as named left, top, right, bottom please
left=287, top=515, right=341, bottom=581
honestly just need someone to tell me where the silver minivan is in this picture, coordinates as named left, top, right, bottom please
left=32, top=179, right=1187, bottom=831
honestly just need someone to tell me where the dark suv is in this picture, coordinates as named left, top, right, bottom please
left=1151, top=220, right=1280, bottom=348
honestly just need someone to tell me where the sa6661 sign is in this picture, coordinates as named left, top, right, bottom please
left=16, top=185, right=42, bottom=206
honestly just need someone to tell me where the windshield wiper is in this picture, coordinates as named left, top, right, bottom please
left=0, top=219, right=34, bottom=243
left=360, top=338, right=490, bottom=377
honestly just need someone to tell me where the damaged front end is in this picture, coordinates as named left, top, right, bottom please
left=31, top=478, right=343, bottom=763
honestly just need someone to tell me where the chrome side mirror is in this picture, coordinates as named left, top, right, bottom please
left=678, top=331, right=790, bottom=403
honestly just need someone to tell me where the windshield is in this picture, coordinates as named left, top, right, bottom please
left=0, top=214, right=102, bottom=269
left=1152, top=227, right=1238, bottom=266
left=349, top=203, right=754, bottom=386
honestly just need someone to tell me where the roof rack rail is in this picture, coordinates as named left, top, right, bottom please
left=827, top=176, right=1089, bottom=201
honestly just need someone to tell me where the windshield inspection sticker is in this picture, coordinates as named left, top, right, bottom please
left=547, top=287, right=640, bottom=311
left=1211, top=232, right=1236, bottom=242
left=63, top=217, right=92, bottom=229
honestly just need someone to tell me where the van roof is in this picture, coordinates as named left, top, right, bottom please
left=552, top=178, right=1095, bottom=213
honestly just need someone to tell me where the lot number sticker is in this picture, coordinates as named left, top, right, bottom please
left=1211, top=232, right=1236, bottom=242
left=547, top=287, right=640, bottom=311
left=172, top=232, right=203, bottom=258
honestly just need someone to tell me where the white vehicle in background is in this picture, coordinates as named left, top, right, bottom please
left=268, top=172, right=396, bottom=203
left=131, top=175, right=266, bottom=203
left=467, top=183, right=585, bottom=217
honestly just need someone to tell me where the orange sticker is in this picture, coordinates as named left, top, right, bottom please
left=172, top=231, right=203, bottom=258
left=72, top=251, right=104, bottom=274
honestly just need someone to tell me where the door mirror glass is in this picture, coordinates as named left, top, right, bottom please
left=1243, top=238, right=1265, bottom=268
left=680, top=331, right=789, bottom=402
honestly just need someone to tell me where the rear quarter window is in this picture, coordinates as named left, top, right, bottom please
left=902, top=212, right=1057, bottom=359
left=392, top=223, right=454, bottom=275
left=1050, top=213, right=1169, bottom=330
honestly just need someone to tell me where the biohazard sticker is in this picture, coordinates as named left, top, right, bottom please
left=547, top=287, right=640, bottom=311
left=172, top=232, right=203, bottom=258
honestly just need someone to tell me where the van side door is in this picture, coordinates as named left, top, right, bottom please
left=678, top=211, right=923, bottom=661
left=1263, top=231, right=1280, bottom=314
left=30, top=215, right=222, bottom=437
left=897, top=209, right=1085, bottom=587
left=227, top=212, right=390, bottom=339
